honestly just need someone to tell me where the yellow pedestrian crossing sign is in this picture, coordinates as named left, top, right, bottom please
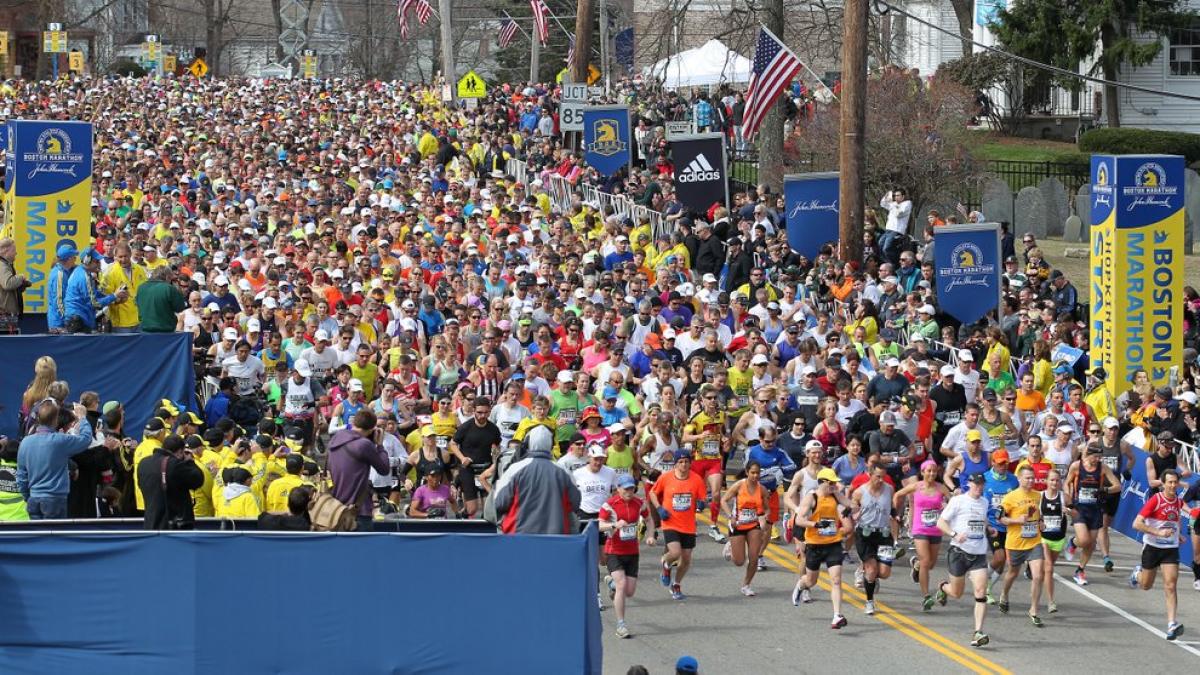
left=456, top=70, right=486, bottom=99
left=188, top=58, right=208, bottom=77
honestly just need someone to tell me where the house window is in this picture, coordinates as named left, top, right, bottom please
left=1169, top=26, right=1200, bottom=76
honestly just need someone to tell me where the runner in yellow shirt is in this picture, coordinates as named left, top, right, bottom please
left=998, top=466, right=1046, bottom=626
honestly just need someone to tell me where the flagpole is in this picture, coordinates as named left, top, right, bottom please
left=503, top=11, right=533, bottom=40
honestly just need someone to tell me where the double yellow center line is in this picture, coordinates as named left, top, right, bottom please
left=698, top=514, right=1011, bottom=675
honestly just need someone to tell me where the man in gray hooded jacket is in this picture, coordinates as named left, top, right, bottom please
left=494, top=426, right=580, bottom=534
left=328, top=408, right=391, bottom=531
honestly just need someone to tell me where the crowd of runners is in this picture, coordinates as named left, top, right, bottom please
left=0, top=74, right=1198, bottom=650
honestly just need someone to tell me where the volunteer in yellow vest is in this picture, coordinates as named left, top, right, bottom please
left=1082, top=367, right=1115, bottom=423
left=266, top=455, right=307, bottom=513
left=99, top=243, right=147, bottom=333
left=187, top=434, right=220, bottom=517
left=213, top=435, right=256, bottom=509
left=133, top=418, right=168, bottom=513
left=998, top=465, right=1047, bottom=626
left=218, top=466, right=262, bottom=518
left=0, top=439, right=29, bottom=521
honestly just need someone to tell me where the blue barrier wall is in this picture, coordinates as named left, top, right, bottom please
left=1113, top=447, right=1198, bottom=563
left=0, top=333, right=197, bottom=438
left=0, top=530, right=602, bottom=674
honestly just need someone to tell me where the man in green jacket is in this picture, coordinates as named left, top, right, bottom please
left=135, top=266, right=186, bottom=332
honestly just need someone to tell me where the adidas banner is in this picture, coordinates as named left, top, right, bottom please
left=670, top=133, right=728, bottom=213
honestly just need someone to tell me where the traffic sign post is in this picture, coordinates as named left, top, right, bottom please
left=302, top=49, right=317, bottom=79
left=143, top=35, right=161, bottom=75
left=188, top=58, right=208, bottom=78
left=164, top=54, right=177, bottom=74
left=43, top=23, right=68, bottom=80
left=456, top=70, right=487, bottom=99
left=68, top=50, right=84, bottom=73
left=560, top=82, right=587, bottom=134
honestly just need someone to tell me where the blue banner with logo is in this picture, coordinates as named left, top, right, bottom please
left=1113, top=444, right=1197, bottom=565
left=582, top=105, right=631, bottom=177
left=783, top=172, right=839, bottom=259
left=934, top=223, right=1001, bottom=325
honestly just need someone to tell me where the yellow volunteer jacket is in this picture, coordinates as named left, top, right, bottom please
left=191, top=448, right=223, bottom=517
left=218, top=487, right=262, bottom=518
left=133, top=436, right=163, bottom=511
left=265, top=473, right=305, bottom=513
left=100, top=263, right=148, bottom=328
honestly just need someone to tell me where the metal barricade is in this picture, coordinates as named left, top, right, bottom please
left=505, top=158, right=528, bottom=184
left=1175, top=439, right=1200, bottom=475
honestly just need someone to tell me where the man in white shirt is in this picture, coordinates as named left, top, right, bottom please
left=879, top=188, right=913, bottom=253
left=954, top=350, right=980, bottom=404
left=300, top=329, right=340, bottom=381
left=934, top=473, right=993, bottom=648
left=940, top=404, right=997, bottom=458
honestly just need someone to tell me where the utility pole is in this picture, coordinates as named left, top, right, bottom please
left=757, top=0, right=785, bottom=190
left=598, top=0, right=610, bottom=93
left=438, top=0, right=455, bottom=96
left=572, top=0, right=593, bottom=84
left=531, top=35, right=540, bottom=83
left=838, top=0, right=867, bottom=263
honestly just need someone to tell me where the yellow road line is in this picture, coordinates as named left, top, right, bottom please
left=698, top=514, right=1012, bottom=675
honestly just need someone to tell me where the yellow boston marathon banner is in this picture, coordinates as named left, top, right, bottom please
left=4, top=120, right=93, bottom=314
left=1089, top=154, right=1184, bottom=396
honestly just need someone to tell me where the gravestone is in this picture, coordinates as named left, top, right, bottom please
left=1038, top=177, right=1069, bottom=237
left=1186, top=212, right=1194, bottom=255
left=981, top=177, right=1014, bottom=226
left=1075, top=184, right=1091, bottom=243
left=1014, top=186, right=1047, bottom=238
left=1063, top=214, right=1084, bottom=243
left=1185, top=169, right=1200, bottom=254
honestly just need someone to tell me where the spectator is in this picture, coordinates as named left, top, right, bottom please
left=64, top=247, right=122, bottom=333
left=494, top=425, right=581, bottom=534
left=136, top=265, right=187, bottom=333
left=45, top=243, right=78, bottom=332
left=258, top=485, right=314, bottom=531
left=327, top=409, right=391, bottom=531
left=138, top=435, right=205, bottom=530
left=0, top=237, right=30, bottom=334
left=0, top=438, right=28, bottom=520
left=16, top=399, right=93, bottom=520
left=99, top=242, right=147, bottom=333
left=1049, top=270, right=1078, bottom=318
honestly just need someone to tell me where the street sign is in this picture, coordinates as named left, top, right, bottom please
left=0, top=32, right=9, bottom=57
left=587, top=64, right=601, bottom=85
left=42, top=29, right=68, bottom=53
left=456, top=70, right=486, bottom=98
left=560, top=82, right=587, bottom=134
left=68, top=50, right=84, bottom=72
left=188, top=58, right=208, bottom=77
left=164, top=54, right=177, bottom=73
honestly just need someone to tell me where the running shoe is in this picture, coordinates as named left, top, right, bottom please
left=1065, top=537, right=1077, bottom=561
left=910, top=560, right=920, bottom=584
left=844, top=549, right=860, bottom=565
left=1193, top=579, right=1200, bottom=592
left=831, top=614, right=847, bottom=630
left=986, top=592, right=997, bottom=605
left=605, top=574, right=616, bottom=600
left=615, top=621, right=630, bottom=639
left=1023, top=564, right=1033, bottom=580
left=1167, top=622, right=1185, bottom=641
left=1103, top=556, right=1114, bottom=573
left=935, top=584, right=948, bottom=606
left=864, top=600, right=876, bottom=615
left=1129, top=565, right=1142, bottom=589
left=922, top=595, right=935, bottom=612
left=723, top=540, right=732, bottom=561
left=998, top=599, right=1010, bottom=614
left=854, top=566, right=865, bottom=589
left=1048, top=602, right=1058, bottom=614
left=757, top=558, right=768, bottom=571
left=1073, top=569, right=1088, bottom=586
left=1029, top=614, right=1044, bottom=628
left=670, top=583, right=685, bottom=601
left=660, top=559, right=672, bottom=587
left=598, top=593, right=605, bottom=610
left=970, top=631, right=990, bottom=648
left=741, top=585, right=757, bottom=597
left=770, top=524, right=780, bottom=542
left=791, top=584, right=813, bottom=606
left=708, top=524, right=728, bottom=543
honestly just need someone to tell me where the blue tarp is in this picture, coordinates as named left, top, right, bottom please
left=0, top=333, right=197, bottom=438
left=1113, top=446, right=1198, bottom=563
left=0, top=529, right=602, bottom=674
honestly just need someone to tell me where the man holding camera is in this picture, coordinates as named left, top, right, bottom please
left=0, top=237, right=31, bottom=334
left=328, top=409, right=392, bottom=531
left=139, top=435, right=205, bottom=530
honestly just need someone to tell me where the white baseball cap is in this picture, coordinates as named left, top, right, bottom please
left=348, top=378, right=365, bottom=392
left=885, top=357, right=901, bottom=368
left=919, top=304, right=936, bottom=315
left=294, top=360, right=312, bottom=377
left=751, top=354, right=770, bottom=365
left=246, top=318, right=261, bottom=332
left=958, top=349, right=974, bottom=362
left=940, top=364, right=956, bottom=377
left=222, top=327, right=239, bottom=341
left=1179, top=391, right=1198, bottom=405
left=556, top=370, right=574, bottom=384
left=213, top=276, right=230, bottom=287
left=587, top=444, right=608, bottom=458
left=261, top=297, right=278, bottom=309
left=314, top=329, right=331, bottom=342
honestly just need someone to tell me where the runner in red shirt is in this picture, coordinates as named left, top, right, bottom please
left=1131, top=469, right=1186, bottom=641
left=599, top=474, right=655, bottom=639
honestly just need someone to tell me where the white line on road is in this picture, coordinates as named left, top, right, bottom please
left=1052, top=573, right=1200, bottom=658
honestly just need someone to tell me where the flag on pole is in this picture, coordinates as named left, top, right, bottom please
left=743, top=25, right=802, bottom=141
left=499, top=19, right=519, bottom=48
left=530, top=0, right=549, bottom=45
left=565, top=36, right=575, bottom=65
left=397, top=0, right=413, bottom=38
left=415, top=0, right=433, bottom=25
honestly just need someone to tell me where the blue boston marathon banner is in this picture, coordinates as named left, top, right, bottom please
left=783, top=172, right=839, bottom=259
left=582, top=105, right=631, bottom=177
left=934, top=223, right=1002, bottom=325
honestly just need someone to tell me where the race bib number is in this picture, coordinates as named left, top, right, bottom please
left=921, top=509, right=940, bottom=527
left=559, top=408, right=577, bottom=425
left=704, top=363, right=716, bottom=379
left=436, top=436, right=450, bottom=450
left=816, top=519, right=837, bottom=537
left=736, top=395, right=750, bottom=409
left=1078, top=487, right=1097, bottom=505
left=619, top=524, right=638, bottom=540
left=1043, top=516, right=1062, bottom=531
left=796, top=395, right=819, bottom=406
left=738, top=508, right=758, bottom=524
left=701, top=439, right=720, bottom=458
left=1102, top=455, right=1118, bottom=470
left=990, top=494, right=1002, bottom=510
left=943, top=411, right=961, bottom=425
left=967, top=520, right=986, bottom=539
left=877, top=545, right=896, bottom=563
left=1020, top=521, right=1039, bottom=538
left=672, top=493, right=692, bottom=512
left=500, top=421, right=518, bottom=434
left=1152, top=523, right=1178, bottom=547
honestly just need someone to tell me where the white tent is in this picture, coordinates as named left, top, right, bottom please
left=646, top=40, right=753, bottom=89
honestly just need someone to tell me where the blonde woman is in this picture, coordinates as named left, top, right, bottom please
left=20, top=356, right=58, bottom=434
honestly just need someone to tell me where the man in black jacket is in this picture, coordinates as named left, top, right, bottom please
left=139, top=435, right=205, bottom=530
left=725, top=237, right=755, bottom=292
left=693, top=221, right=725, bottom=278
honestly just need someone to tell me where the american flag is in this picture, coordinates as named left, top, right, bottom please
left=499, top=19, right=519, bottom=48
left=415, top=0, right=433, bottom=25
left=565, top=36, right=575, bottom=65
left=530, top=0, right=549, bottom=45
left=398, top=0, right=413, bottom=38
left=743, top=25, right=802, bottom=141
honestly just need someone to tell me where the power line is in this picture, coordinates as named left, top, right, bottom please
left=876, top=0, right=1200, bottom=104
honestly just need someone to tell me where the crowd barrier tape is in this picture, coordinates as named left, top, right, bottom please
left=0, top=528, right=602, bottom=674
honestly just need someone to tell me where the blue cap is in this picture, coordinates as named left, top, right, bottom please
left=80, top=247, right=102, bottom=263
left=1054, top=363, right=1072, bottom=375
left=602, top=387, right=620, bottom=400
left=672, top=448, right=692, bottom=462
left=676, top=655, right=699, bottom=673
left=56, top=243, right=79, bottom=260
left=617, top=474, right=637, bottom=489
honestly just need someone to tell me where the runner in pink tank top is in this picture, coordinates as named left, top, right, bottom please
left=893, top=460, right=951, bottom=611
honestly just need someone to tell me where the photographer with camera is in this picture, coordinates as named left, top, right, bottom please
left=328, top=409, right=392, bottom=531
left=0, top=237, right=32, bottom=334
left=138, top=434, right=205, bottom=530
